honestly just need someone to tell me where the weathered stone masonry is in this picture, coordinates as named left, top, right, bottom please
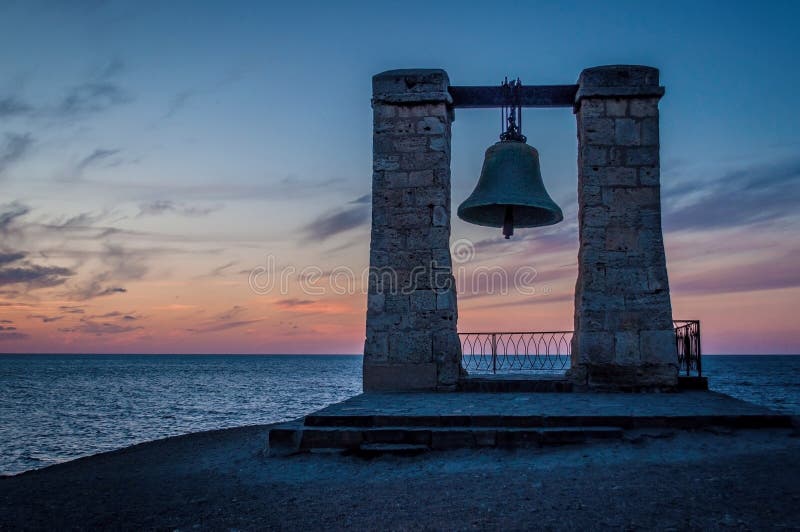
left=364, top=65, right=677, bottom=392
left=363, top=69, right=462, bottom=391
left=571, top=66, right=677, bottom=389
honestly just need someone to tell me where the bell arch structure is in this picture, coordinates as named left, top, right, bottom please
left=364, top=66, right=677, bottom=391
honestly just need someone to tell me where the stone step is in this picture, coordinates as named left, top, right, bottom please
left=356, top=443, right=429, bottom=457
left=458, top=377, right=573, bottom=393
left=304, top=412, right=792, bottom=430
left=267, top=424, right=624, bottom=456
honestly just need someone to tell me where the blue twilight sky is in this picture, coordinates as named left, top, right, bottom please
left=0, top=0, right=798, bottom=354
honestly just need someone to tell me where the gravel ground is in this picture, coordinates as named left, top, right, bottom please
left=1, top=424, right=799, bottom=530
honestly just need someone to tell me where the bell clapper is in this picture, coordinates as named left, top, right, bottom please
left=503, top=206, right=514, bottom=239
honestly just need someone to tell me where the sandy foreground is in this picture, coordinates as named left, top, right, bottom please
left=1, top=423, right=800, bottom=531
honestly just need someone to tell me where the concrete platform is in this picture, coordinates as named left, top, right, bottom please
left=268, top=391, right=793, bottom=456
left=458, top=375, right=573, bottom=393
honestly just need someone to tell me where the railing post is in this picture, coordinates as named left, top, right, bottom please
left=696, top=321, right=702, bottom=377
left=491, top=333, right=497, bottom=375
left=684, top=334, right=691, bottom=376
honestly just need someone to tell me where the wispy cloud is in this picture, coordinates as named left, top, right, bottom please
left=671, top=248, right=800, bottom=296
left=185, top=305, right=262, bottom=334
left=137, top=200, right=220, bottom=217
left=302, top=195, right=369, bottom=241
left=0, top=251, right=26, bottom=266
left=59, top=319, right=142, bottom=336
left=0, top=58, right=132, bottom=124
left=187, top=319, right=263, bottom=334
left=0, top=247, right=74, bottom=289
left=70, top=148, right=121, bottom=180
left=275, top=298, right=316, bottom=308
left=664, top=155, right=800, bottom=232
left=0, top=97, right=34, bottom=118
left=0, top=201, right=30, bottom=232
left=0, top=328, right=29, bottom=341
left=162, top=90, right=194, bottom=119
left=68, top=278, right=127, bottom=300
left=0, top=133, right=33, bottom=178
left=57, top=81, right=132, bottom=117
left=28, top=314, right=64, bottom=323
left=216, top=305, right=246, bottom=321
left=208, top=261, right=237, bottom=277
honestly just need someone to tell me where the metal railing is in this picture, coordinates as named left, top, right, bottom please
left=459, top=320, right=701, bottom=376
left=674, top=320, right=702, bottom=377
left=459, top=331, right=572, bottom=374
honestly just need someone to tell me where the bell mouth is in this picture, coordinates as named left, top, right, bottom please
left=457, top=203, right=564, bottom=228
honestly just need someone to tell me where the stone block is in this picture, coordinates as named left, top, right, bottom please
left=417, top=117, right=445, bottom=135
left=579, top=65, right=660, bottom=89
left=597, top=167, right=637, bottom=186
left=604, top=226, right=639, bottom=252
left=400, top=151, right=445, bottom=171
left=394, top=136, right=429, bottom=152
left=429, top=137, right=447, bottom=152
left=364, top=331, right=388, bottom=362
left=579, top=99, right=606, bottom=117
left=606, top=99, right=627, bottom=117
left=615, top=331, right=640, bottom=364
left=626, top=146, right=659, bottom=166
left=410, top=289, right=436, bottom=311
left=384, top=294, right=409, bottom=313
left=582, top=205, right=609, bottom=227
left=580, top=145, right=608, bottom=166
left=579, top=184, right=602, bottom=206
left=389, top=331, right=432, bottom=363
left=408, top=169, right=434, bottom=186
left=363, top=363, right=438, bottom=392
left=415, top=187, right=447, bottom=206
left=640, top=117, right=659, bottom=146
left=372, top=69, right=450, bottom=104
left=638, top=167, right=660, bottom=186
left=640, top=329, right=677, bottom=365
left=578, top=331, right=615, bottom=364
left=435, top=288, right=455, bottom=310
left=614, top=118, right=640, bottom=146
left=367, top=292, right=385, bottom=312
left=432, top=205, right=448, bottom=226
left=582, top=117, right=615, bottom=144
left=374, top=155, right=400, bottom=171
left=629, top=98, right=660, bottom=117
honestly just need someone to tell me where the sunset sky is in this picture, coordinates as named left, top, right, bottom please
left=0, top=0, right=798, bottom=354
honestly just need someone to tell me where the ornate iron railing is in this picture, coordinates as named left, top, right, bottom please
left=459, top=320, right=701, bottom=375
left=674, top=320, right=702, bottom=377
left=459, top=331, right=572, bottom=374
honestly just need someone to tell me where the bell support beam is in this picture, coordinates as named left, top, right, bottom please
left=449, top=84, right=578, bottom=108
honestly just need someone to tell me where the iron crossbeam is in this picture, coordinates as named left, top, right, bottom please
left=448, top=84, right=578, bottom=108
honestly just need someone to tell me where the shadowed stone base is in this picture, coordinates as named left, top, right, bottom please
left=268, top=391, right=793, bottom=455
left=569, top=363, right=678, bottom=391
left=363, top=363, right=437, bottom=392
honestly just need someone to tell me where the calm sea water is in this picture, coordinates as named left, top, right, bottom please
left=0, top=354, right=798, bottom=476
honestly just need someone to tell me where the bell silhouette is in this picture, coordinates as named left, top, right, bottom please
left=458, top=139, right=563, bottom=239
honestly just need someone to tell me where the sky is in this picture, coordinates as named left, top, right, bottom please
left=0, top=0, right=798, bottom=354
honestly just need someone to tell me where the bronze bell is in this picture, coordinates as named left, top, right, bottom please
left=458, top=80, right=563, bottom=238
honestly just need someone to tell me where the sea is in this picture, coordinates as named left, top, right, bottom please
left=1, top=354, right=798, bottom=476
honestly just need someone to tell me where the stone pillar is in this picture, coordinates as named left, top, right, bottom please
left=363, top=69, right=461, bottom=392
left=571, top=65, right=677, bottom=390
